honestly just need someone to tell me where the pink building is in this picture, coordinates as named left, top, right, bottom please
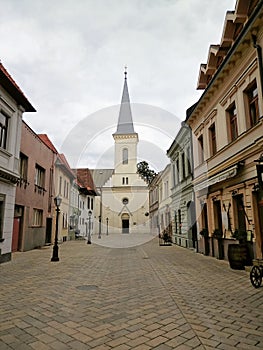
left=13, top=123, right=57, bottom=251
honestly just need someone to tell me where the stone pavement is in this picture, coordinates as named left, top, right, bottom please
left=0, top=236, right=263, bottom=350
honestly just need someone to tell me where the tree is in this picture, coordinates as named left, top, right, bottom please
left=137, top=161, right=157, bottom=184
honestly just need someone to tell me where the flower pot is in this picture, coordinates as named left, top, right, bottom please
left=228, top=244, right=248, bottom=270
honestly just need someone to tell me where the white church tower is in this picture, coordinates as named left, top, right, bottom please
left=96, top=70, right=150, bottom=235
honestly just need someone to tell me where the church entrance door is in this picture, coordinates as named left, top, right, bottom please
left=121, top=214, right=130, bottom=234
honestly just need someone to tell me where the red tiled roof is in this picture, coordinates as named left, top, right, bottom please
left=0, top=62, right=36, bottom=112
left=57, top=153, right=75, bottom=179
left=75, top=168, right=96, bottom=193
left=38, top=134, right=58, bottom=153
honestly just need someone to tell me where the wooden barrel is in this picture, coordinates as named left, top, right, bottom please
left=228, top=244, right=247, bottom=270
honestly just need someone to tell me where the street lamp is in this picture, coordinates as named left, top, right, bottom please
left=98, top=187, right=102, bottom=239
left=106, top=217, right=109, bottom=235
left=51, top=195, right=62, bottom=262
left=87, top=210, right=92, bottom=244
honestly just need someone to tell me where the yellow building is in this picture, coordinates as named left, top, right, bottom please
left=186, top=0, right=263, bottom=260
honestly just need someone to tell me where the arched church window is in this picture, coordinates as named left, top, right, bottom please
left=123, top=148, right=128, bottom=164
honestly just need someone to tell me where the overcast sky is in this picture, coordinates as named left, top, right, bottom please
left=0, top=0, right=236, bottom=171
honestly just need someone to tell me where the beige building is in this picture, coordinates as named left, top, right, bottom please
left=54, top=154, right=76, bottom=242
left=93, top=72, right=149, bottom=235
left=186, top=0, right=263, bottom=260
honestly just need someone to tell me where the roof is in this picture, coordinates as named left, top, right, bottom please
left=187, top=0, right=263, bottom=121
left=0, top=62, right=36, bottom=112
left=90, top=169, right=114, bottom=188
left=74, top=168, right=97, bottom=195
left=38, top=134, right=58, bottom=154
left=113, top=72, right=136, bottom=135
left=56, top=153, right=75, bottom=179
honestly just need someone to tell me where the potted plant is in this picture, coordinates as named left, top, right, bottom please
left=232, top=229, right=247, bottom=243
left=228, top=229, right=252, bottom=270
left=212, top=228, right=223, bottom=239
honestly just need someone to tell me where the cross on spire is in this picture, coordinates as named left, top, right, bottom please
left=124, top=66, right=127, bottom=80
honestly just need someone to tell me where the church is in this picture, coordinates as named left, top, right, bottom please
left=91, top=71, right=150, bottom=235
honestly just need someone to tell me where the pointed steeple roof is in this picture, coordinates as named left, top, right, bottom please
left=114, top=69, right=135, bottom=135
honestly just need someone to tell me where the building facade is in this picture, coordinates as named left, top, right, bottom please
left=186, top=0, right=263, bottom=260
left=0, top=63, right=35, bottom=262
left=157, top=164, right=172, bottom=240
left=167, top=122, right=197, bottom=249
left=54, top=154, right=76, bottom=242
left=74, top=168, right=96, bottom=239
left=149, top=172, right=161, bottom=237
left=93, top=72, right=150, bottom=235
left=14, top=124, right=56, bottom=251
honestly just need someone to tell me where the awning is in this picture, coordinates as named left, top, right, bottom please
left=194, top=164, right=238, bottom=192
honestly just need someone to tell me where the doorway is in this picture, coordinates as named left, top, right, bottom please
left=45, top=218, right=52, bottom=244
left=121, top=214, right=129, bottom=234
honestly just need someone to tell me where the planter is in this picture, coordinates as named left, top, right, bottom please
left=228, top=244, right=248, bottom=270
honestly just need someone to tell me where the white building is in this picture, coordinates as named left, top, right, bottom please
left=167, top=122, right=197, bottom=249
left=93, top=72, right=150, bottom=235
left=0, top=62, right=35, bottom=263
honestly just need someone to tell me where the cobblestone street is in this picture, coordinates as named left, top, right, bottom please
left=1, top=237, right=263, bottom=350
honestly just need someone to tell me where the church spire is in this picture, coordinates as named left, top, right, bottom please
left=114, top=68, right=135, bottom=135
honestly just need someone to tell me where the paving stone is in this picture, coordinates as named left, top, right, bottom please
left=0, top=238, right=262, bottom=350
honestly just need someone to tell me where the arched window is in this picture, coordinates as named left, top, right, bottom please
left=122, top=148, right=128, bottom=164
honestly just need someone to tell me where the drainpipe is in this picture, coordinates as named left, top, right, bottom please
left=252, top=34, right=263, bottom=100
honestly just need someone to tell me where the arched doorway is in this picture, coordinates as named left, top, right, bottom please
left=121, top=213, right=130, bottom=234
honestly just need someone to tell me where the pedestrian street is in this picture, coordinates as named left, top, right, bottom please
left=1, top=236, right=263, bottom=350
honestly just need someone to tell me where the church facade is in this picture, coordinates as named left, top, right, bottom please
left=93, top=72, right=150, bottom=235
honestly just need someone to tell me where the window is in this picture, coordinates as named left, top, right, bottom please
left=35, top=164, right=45, bottom=189
left=181, top=152, right=186, bottom=180
left=227, top=103, right=238, bottom=141
left=0, top=195, right=5, bottom=240
left=209, top=124, right=216, bottom=156
left=186, top=147, right=191, bottom=176
left=122, top=148, right=128, bottom=164
left=174, top=212, right=177, bottom=234
left=91, top=198, right=93, bottom=210
left=33, top=209, right=43, bottom=226
left=178, top=209, right=182, bottom=234
left=87, top=197, right=90, bottom=209
left=19, top=153, right=28, bottom=180
left=122, top=177, right=128, bottom=185
left=245, top=80, right=259, bottom=128
left=63, top=213, right=68, bottom=229
left=59, top=176, right=62, bottom=195
left=0, top=111, right=9, bottom=150
left=63, top=180, right=66, bottom=197
left=198, top=135, right=204, bottom=164
left=175, top=158, right=179, bottom=184
left=122, top=198, right=129, bottom=205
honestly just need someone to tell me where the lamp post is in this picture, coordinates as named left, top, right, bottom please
left=98, top=187, right=102, bottom=239
left=87, top=210, right=92, bottom=244
left=106, top=217, right=109, bottom=235
left=51, top=195, right=62, bottom=262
